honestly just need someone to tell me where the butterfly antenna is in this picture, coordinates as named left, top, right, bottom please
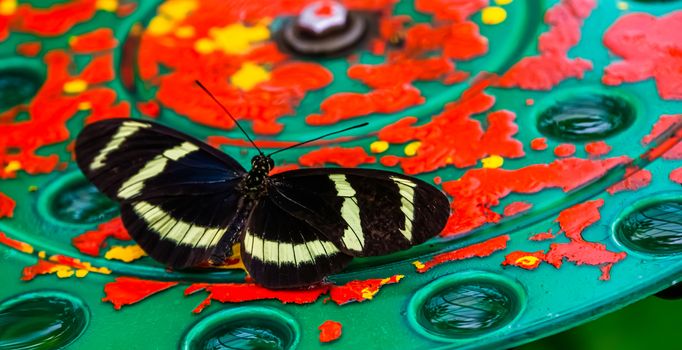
left=195, top=80, right=264, bottom=155
left=267, top=122, right=369, bottom=157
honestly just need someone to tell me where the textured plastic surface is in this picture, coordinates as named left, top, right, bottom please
left=1, top=1, right=681, bottom=349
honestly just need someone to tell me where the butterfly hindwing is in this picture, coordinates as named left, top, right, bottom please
left=241, top=197, right=353, bottom=289
left=269, top=168, right=450, bottom=257
left=75, top=118, right=247, bottom=268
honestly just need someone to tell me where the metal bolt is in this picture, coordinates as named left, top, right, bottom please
left=297, top=0, right=348, bottom=36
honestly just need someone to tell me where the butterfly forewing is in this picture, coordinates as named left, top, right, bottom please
left=269, top=168, right=450, bottom=257
left=241, top=198, right=353, bottom=289
left=75, top=119, right=247, bottom=268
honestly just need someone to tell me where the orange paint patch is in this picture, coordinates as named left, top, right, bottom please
left=103, top=277, right=179, bottom=310
left=607, top=167, right=652, bottom=195
left=328, top=275, right=403, bottom=305
left=529, top=229, right=555, bottom=241
left=530, top=137, right=548, bottom=151
left=22, top=254, right=111, bottom=281
left=671, top=167, right=682, bottom=184
left=503, top=201, right=532, bottom=217
left=0, top=232, right=34, bottom=254
left=299, top=147, right=376, bottom=168
left=554, top=143, right=576, bottom=157
left=642, top=114, right=682, bottom=160
left=136, top=100, right=160, bottom=118
left=319, top=320, right=342, bottom=343
left=414, top=236, right=509, bottom=273
left=0, top=192, right=15, bottom=218
left=585, top=141, right=611, bottom=157
left=72, top=217, right=131, bottom=256
left=69, top=28, right=118, bottom=53
left=16, top=41, right=41, bottom=56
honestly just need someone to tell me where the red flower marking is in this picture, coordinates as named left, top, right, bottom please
left=497, top=0, right=595, bottom=89
left=298, top=147, right=376, bottom=167
left=103, top=277, right=179, bottom=310
left=503, top=202, right=532, bottom=217
left=441, top=157, right=627, bottom=236
left=554, top=143, right=576, bottom=157
left=16, top=42, right=41, bottom=57
left=529, top=229, right=555, bottom=241
left=530, top=137, right=548, bottom=151
left=0, top=232, right=33, bottom=254
left=642, top=115, right=682, bottom=160
left=585, top=141, right=611, bottom=157
left=0, top=192, right=15, bottom=219
left=72, top=217, right=131, bottom=256
left=671, top=167, right=682, bottom=184
left=413, top=235, right=509, bottom=273
left=377, top=79, right=524, bottom=174
left=319, top=320, right=342, bottom=343
left=603, top=12, right=682, bottom=99
left=503, top=200, right=627, bottom=280
left=606, top=167, right=652, bottom=195
left=70, top=28, right=118, bottom=53
left=328, top=275, right=403, bottom=305
left=414, top=0, right=487, bottom=22
left=136, top=100, right=160, bottom=118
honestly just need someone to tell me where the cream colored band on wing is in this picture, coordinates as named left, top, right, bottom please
left=91, top=121, right=151, bottom=170
left=243, top=230, right=339, bottom=265
left=391, top=176, right=416, bottom=242
left=133, top=201, right=226, bottom=248
left=329, top=174, right=365, bottom=252
left=118, top=141, right=199, bottom=200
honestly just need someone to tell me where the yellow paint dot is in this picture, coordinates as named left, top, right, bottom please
left=0, top=0, right=17, bottom=16
left=4, top=160, right=21, bottom=173
left=231, top=62, right=271, bottom=91
left=481, top=155, right=504, bottom=168
left=515, top=256, right=540, bottom=267
left=158, top=0, right=197, bottom=20
left=361, top=287, right=378, bottom=300
left=370, top=141, right=389, bottom=153
left=75, top=269, right=89, bottom=278
left=482, top=6, right=507, bottom=25
left=55, top=266, right=75, bottom=278
left=616, top=1, right=629, bottom=10
left=104, top=245, right=147, bottom=262
left=78, top=101, right=92, bottom=110
left=38, top=251, right=46, bottom=259
left=175, top=25, right=195, bottom=38
left=404, top=141, right=421, bottom=156
left=28, top=185, right=38, bottom=192
left=210, top=23, right=270, bottom=54
left=412, top=261, right=426, bottom=270
left=95, top=0, right=118, bottom=12
left=63, top=79, right=88, bottom=94
left=495, top=0, right=513, bottom=5
left=194, top=38, right=215, bottom=54
left=147, top=16, right=175, bottom=36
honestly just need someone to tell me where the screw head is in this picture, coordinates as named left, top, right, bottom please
left=297, top=1, right=348, bottom=36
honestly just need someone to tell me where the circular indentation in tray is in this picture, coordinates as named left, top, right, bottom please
left=0, top=291, right=89, bottom=350
left=0, top=59, right=44, bottom=113
left=614, top=198, right=682, bottom=256
left=181, top=306, right=300, bottom=350
left=536, top=92, right=635, bottom=141
left=408, top=271, right=525, bottom=341
left=37, top=171, right=118, bottom=227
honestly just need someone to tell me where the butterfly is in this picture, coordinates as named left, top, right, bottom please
left=74, top=82, right=450, bottom=289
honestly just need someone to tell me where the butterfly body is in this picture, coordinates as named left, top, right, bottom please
left=75, top=118, right=450, bottom=289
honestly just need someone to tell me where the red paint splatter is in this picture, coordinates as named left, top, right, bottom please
left=529, top=229, right=555, bottom=241
left=22, top=254, right=110, bottom=281
left=298, top=147, right=376, bottom=168
left=497, top=0, right=595, bottom=90
left=319, top=320, right=342, bottom=343
left=603, top=12, right=682, bottom=99
left=442, top=157, right=627, bottom=236
left=554, top=143, right=576, bottom=157
left=503, top=200, right=627, bottom=280
left=72, top=217, right=131, bottom=256
left=607, top=167, right=652, bottom=195
left=328, top=275, right=403, bottom=305
left=185, top=283, right=330, bottom=313
left=585, top=141, right=611, bottom=157
left=377, top=79, right=524, bottom=174
left=503, top=202, right=532, bottom=217
left=347, top=57, right=456, bottom=89
left=0, top=192, right=15, bottom=219
left=414, top=235, right=509, bottom=273
left=414, top=0, right=487, bottom=22
left=16, top=42, right=41, bottom=57
left=433, top=176, right=442, bottom=185
left=526, top=98, right=535, bottom=106
left=530, top=137, right=548, bottom=151
left=0, top=232, right=33, bottom=254
left=136, top=100, right=160, bottom=118
left=0, top=1, right=100, bottom=41
left=269, top=163, right=299, bottom=175
left=103, top=277, right=179, bottom=310
left=671, top=167, right=682, bottom=184
left=70, top=28, right=118, bottom=53
left=642, top=115, right=682, bottom=160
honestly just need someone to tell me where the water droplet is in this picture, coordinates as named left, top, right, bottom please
left=50, top=179, right=118, bottom=224
left=0, top=69, right=41, bottom=113
left=418, top=280, right=519, bottom=337
left=616, top=200, right=682, bottom=255
left=0, top=292, right=89, bottom=350
left=183, top=307, right=299, bottom=350
left=537, top=94, right=635, bottom=141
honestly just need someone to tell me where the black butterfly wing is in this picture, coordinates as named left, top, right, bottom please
left=268, top=168, right=450, bottom=257
left=75, top=118, right=248, bottom=268
left=241, top=197, right=353, bottom=289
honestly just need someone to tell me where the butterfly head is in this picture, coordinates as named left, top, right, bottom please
left=238, top=154, right=274, bottom=198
